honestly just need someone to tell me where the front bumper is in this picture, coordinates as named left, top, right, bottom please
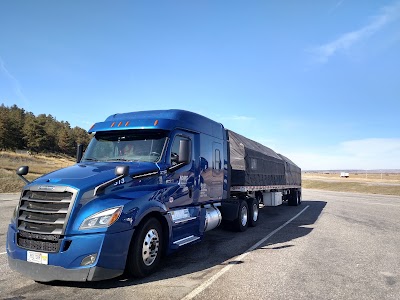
left=8, top=256, right=122, bottom=282
left=7, top=224, right=134, bottom=282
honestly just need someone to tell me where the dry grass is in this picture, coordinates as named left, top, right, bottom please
left=0, top=151, right=75, bottom=193
left=2, top=152, right=399, bottom=197
left=302, top=172, right=400, bottom=196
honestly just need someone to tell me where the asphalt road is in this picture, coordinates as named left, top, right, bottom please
left=0, top=190, right=399, bottom=300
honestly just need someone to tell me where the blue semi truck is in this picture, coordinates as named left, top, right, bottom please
left=7, top=109, right=301, bottom=282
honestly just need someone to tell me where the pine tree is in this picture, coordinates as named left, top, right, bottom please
left=1, top=103, right=91, bottom=155
left=58, top=127, right=75, bottom=156
left=0, top=104, right=7, bottom=149
left=23, top=117, right=48, bottom=153
left=8, top=105, right=25, bottom=149
left=72, top=126, right=91, bottom=149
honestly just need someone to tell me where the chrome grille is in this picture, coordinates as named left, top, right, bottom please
left=23, top=201, right=69, bottom=213
left=16, top=186, right=78, bottom=252
left=17, top=231, right=61, bottom=252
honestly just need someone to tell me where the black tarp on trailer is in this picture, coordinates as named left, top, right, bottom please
left=227, top=130, right=287, bottom=186
left=277, top=154, right=301, bottom=186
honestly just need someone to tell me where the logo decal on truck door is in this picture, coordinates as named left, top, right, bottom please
left=178, top=175, right=188, bottom=186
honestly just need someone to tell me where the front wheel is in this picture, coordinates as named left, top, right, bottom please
left=126, top=218, right=163, bottom=278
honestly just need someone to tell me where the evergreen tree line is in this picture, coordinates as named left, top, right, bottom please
left=0, top=104, right=91, bottom=156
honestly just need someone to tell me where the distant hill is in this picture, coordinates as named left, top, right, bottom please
left=303, top=169, right=400, bottom=174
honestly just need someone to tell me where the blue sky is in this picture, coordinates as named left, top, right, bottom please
left=1, top=1, right=399, bottom=170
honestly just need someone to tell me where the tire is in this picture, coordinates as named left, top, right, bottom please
left=297, top=190, right=302, bottom=205
left=235, top=200, right=249, bottom=232
left=247, top=198, right=259, bottom=227
left=126, top=218, right=163, bottom=278
left=288, top=189, right=299, bottom=206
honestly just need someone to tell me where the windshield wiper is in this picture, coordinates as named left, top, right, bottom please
left=107, top=158, right=130, bottom=162
left=82, top=158, right=100, bottom=162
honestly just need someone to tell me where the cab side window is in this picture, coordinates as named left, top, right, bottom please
left=171, top=135, right=191, bottom=165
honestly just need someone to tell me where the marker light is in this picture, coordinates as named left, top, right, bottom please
left=79, top=206, right=123, bottom=230
left=154, top=120, right=159, bottom=126
left=111, top=122, right=116, bottom=127
left=125, top=121, right=130, bottom=126
left=118, top=121, right=122, bottom=127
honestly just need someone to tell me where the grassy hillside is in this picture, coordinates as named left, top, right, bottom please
left=0, top=151, right=75, bottom=193
left=302, top=172, right=400, bottom=196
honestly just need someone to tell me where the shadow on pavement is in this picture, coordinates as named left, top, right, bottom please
left=54, top=200, right=323, bottom=288
left=9, top=199, right=326, bottom=295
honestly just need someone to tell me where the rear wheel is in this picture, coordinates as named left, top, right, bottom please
left=247, top=198, right=259, bottom=227
left=234, top=200, right=249, bottom=232
left=288, top=189, right=300, bottom=206
left=126, top=218, right=163, bottom=278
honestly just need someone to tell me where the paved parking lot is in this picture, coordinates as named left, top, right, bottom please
left=1, top=189, right=399, bottom=300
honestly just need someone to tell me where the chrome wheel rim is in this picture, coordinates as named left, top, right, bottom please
left=241, top=205, right=248, bottom=227
left=252, top=203, right=258, bottom=222
left=142, top=228, right=160, bottom=266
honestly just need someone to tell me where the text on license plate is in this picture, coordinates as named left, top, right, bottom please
left=27, top=251, right=48, bottom=265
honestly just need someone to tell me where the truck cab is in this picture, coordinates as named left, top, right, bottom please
left=7, top=110, right=227, bottom=281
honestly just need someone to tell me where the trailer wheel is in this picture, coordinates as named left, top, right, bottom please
left=288, top=189, right=299, bottom=206
left=126, top=217, right=163, bottom=278
left=235, top=200, right=249, bottom=232
left=247, top=198, right=259, bottom=227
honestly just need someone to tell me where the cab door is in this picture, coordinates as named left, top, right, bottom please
left=165, top=131, right=197, bottom=208
left=165, top=131, right=203, bottom=246
left=210, top=142, right=223, bottom=199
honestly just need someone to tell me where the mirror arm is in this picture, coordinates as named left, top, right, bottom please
left=16, top=166, right=30, bottom=184
left=17, top=174, right=30, bottom=184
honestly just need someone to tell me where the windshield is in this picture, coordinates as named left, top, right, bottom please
left=81, top=130, right=168, bottom=163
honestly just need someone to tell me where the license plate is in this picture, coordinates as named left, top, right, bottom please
left=27, top=251, right=48, bottom=265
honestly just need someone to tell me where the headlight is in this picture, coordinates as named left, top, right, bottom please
left=79, top=206, right=123, bottom=230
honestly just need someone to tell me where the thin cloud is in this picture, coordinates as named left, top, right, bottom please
left=310, top=1, right=400, bottom=63
left=340, top=138, right=400, bottom=157
left=0, top=56, right=29, bottom=107
left=331, top=0, right=346, bottom=12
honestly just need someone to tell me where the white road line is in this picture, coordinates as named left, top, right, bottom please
left=181, top=205, right=310, bottom=300
left=0, top=251, right=7, bottom=255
